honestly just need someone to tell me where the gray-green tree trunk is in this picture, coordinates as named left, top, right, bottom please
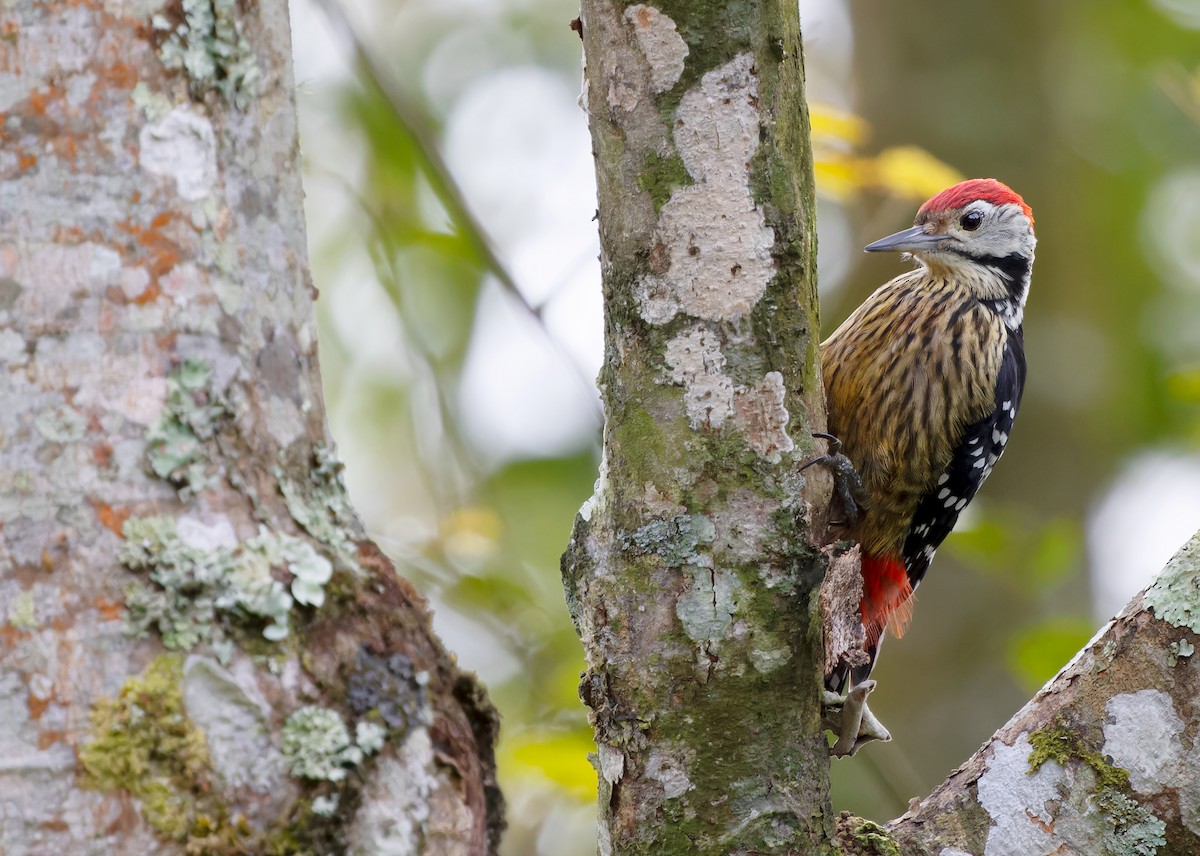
left=0, top=2, right=501, bottom=853
left=562, top=1, right=836, bottom=853
left=563, top=3, right=1200, bottom=856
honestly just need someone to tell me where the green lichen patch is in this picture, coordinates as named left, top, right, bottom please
left=152, top=0, right=261, bottom=109
left=80, top=655, right=254, bottom=850
left=277, top=443, right=363, bottom=575
left=628, top=513, right=715, bottom=566
left=34, top=403, right=88, bottom=443
left=146, top=358, right=230, bottom=496
left=1027, top=722, right=1131, bottom=792
left=676, top=565, right=741, bottom=642
left=638, top=151, right=692, bottom=212
left=1144, top=532, right=1200, bottom=635
left=281, top=705, right=382, bottom=782
left=10, top=590, right=38, bottom=630
left=1094, top=789, right=1167, bottom=856
left=121, top=516, right=334, bottom=649
left=1169, top=638, right=1194, bottom=663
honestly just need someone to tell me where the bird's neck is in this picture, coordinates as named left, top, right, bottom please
left=921, top=251, right=1033, bottom=331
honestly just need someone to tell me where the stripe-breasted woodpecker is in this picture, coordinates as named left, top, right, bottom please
left=821, top=178, right=1034, bottom=695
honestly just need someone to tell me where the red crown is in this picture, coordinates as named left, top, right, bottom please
left=919, top=178, right=1033, bottom=225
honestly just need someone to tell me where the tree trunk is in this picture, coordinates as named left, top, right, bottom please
left=0, top=2, right=501, bottom=853
left=886, top=530, right=1200, bottom=856
left=562, top=1, right=835, bottom=853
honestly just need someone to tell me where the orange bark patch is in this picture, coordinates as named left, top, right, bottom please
left=92, top=501, right=131, bottom=536
left=37, top=730, right=66, bottom=750
left=26, top=84, right=62, bottom=116
left=131, top=279, right=161, bottom=305
left=117, top=214, right=183, bottom=283
left=98, top=61, right=137, bottom=92
left=51, top=136, right=77, bottom=163
left=28, top=693, right=52, bottom=721
left=96, top=598, right=124, bottom=621
left=92, top=440, right=113, bottom=467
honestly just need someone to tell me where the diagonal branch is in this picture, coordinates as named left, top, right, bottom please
left=886, top=530, right=1200, bottom=855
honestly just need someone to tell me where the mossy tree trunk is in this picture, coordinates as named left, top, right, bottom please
left=562, top=1, right=837, bottom=852
left=0, top=2, right=501, bottom=853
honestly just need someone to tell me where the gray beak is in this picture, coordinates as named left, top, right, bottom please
left=864, top=225, right=946, bottom=254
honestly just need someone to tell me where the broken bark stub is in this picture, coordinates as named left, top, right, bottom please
left=821, top=543, right=868, bottom=678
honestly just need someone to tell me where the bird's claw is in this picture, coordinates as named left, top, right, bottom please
left=802, top=433, right=864, bottom=525
left=822, top=681, right=891, bottom=757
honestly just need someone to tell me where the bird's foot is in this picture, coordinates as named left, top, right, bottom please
left=822, top=681, right=891, bottom=757
left=802, top=432, right=864, bottom=525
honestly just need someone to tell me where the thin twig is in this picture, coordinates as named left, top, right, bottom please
left=311, top=0, right=603, bottom=425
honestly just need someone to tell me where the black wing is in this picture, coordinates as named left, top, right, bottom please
left=901, top=325, right=1026, bottom=589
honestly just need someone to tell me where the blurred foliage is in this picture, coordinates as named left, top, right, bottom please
left=812, top=103, right=964, bottom=202
left=1006, top=618, right=1098, bottom=693
left=295, top=0, right=1200, bottom=850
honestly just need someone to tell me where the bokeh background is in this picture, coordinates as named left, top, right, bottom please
left=287, top=1, right=1200, bottom=852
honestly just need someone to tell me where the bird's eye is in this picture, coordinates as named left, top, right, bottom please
left=960, top=211, right=984, bottom=231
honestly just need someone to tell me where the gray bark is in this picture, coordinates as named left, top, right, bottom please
left=0, top=2, right=501, bottom=853
left=562, top=1, right=836, bottom=853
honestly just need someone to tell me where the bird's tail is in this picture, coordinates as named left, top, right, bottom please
left=861, top=554, right=913, bottom=643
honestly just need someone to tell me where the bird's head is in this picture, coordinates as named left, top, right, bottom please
left=865, top=179, right=1036, bottom=291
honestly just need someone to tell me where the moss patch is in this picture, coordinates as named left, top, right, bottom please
left=854, top=819, right=902, bottom=856
left=80, top=655, right=254, bottom=850
left=1027, top=721, right=1166, bottom=856
left=1027, top=722, right=1130, bottom=792
left=833, top=812, right=901, bottom=856
left=638, top=151, right=692, bottom=212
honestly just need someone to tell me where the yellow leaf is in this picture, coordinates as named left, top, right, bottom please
left=814, top=157, right=861, bottom=202
left=869, top=146, right=965, bottom=201
left=809, top=102, right=870, bottom=147
left=501, top=729, right=597, bottom=801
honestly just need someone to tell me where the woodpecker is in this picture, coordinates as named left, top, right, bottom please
left=821, top=178, right=1034, bottom=693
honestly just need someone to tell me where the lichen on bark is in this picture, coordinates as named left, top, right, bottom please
left=0, top=0, right=502, bottom=850
left=565, top=1, right=832, bottom=852
left=889, top=531, right=1200, bottom=855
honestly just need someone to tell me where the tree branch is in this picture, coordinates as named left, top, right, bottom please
left=888, top=530, right=1200, bottom=855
